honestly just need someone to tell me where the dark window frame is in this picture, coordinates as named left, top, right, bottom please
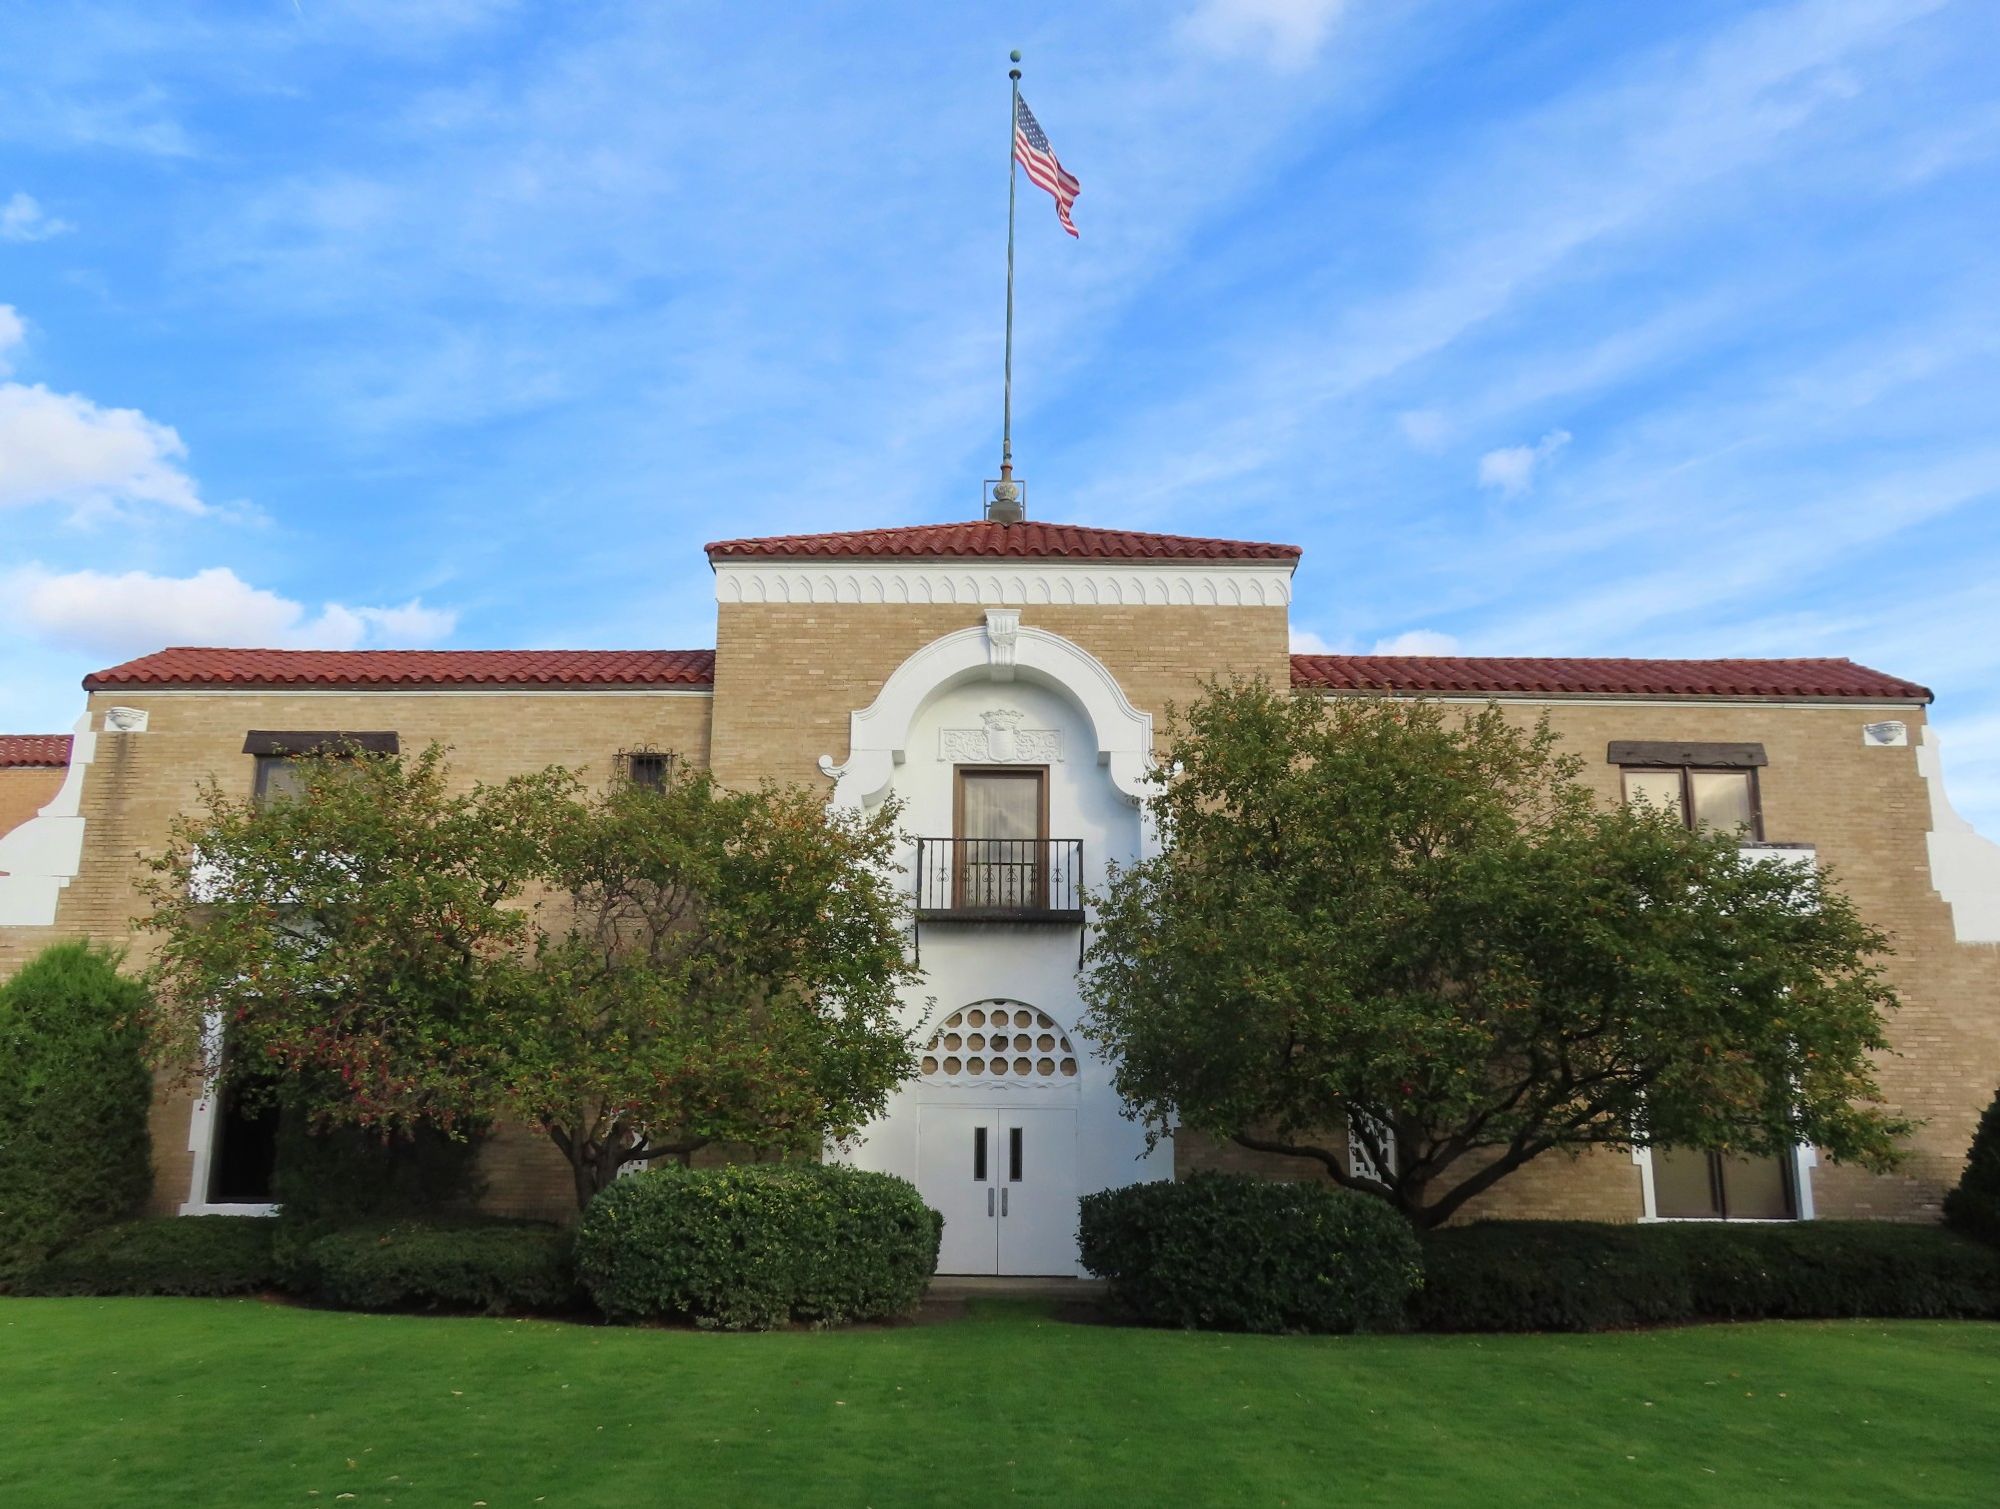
left=952, top=765, right=1050, bottom=910
left=1651, top=1145, right=1799, bottom=1221
left=1620, top=763, right=1766, bottom=841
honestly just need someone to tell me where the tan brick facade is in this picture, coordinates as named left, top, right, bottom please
left=0, top=765, right=65, bottom=845
left=708, top=602, right=1289, bottom=789
left=5, top=541, right=1997, bottom=1230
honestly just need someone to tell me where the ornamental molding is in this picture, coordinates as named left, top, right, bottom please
left=714, top=559, right=1292, bottom=607
left=817, top=619, right=1155, bottom=813
left=939, top=707, right=1063, bottom=765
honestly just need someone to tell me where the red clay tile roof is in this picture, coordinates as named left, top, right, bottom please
left=1290, top=655, right=1930, bottom=702
left=0, top=734, right=72, bottom=768
left=83, top=648, right=716, bottom=691
left=706, top=520, right=1302, bottom=563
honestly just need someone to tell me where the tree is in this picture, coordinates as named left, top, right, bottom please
left=142, top=746, right=917, bottom=1209
left=1081, top=681, right=1910, bottom=1229
left=1943, top=1089, right=2000, bottom=1247
left=0, top=941, right=153, bottom=1283
left=497, top=775, right=919, bottom=1206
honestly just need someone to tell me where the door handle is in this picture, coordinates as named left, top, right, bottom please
left=1002, top=1188, right=1009, bottom=1218
left=988, top=1188, right=995, bottom=1217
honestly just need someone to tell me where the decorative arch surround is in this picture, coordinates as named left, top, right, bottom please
left=818, top=610, right=1155, bottom=810
left=919, top=1000, right=1082, bottom=1086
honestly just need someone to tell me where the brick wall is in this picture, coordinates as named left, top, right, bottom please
left=0, top=765, right=64, bottom=844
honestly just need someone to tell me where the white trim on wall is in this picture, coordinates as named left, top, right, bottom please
left=713, top=560, right=1294, bottom=608
left=819, top=612, right=1157, bottom=820
left=0, top=709, right=97, bottom=927
left=178, top=1012, right=278, bottom=1218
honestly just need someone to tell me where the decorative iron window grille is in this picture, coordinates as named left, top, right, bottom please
left=616, top=748, right=676, bottom=791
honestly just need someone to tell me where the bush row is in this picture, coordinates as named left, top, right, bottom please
left=1413, top=1219, right=2000, bottom=1331
left=14, top=1165, right=942, bottom=1329
left=15, top=1173, right=2000, bottom=1335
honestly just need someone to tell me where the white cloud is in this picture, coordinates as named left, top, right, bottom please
left=1370, top=629, right=1459, bottom=656
left=6, top=565, right=457, bottom=660
left=0, top=192, right=74, bottom=242
left=0, top=305, right=22, bottom=374
left=1181, top=0, right=1349, bottom=67
left=1477, top=429, right=1571, bottom=497
left=0, top=381, right=205, bottom=515
left=1290, top=626, right=1338, bottom=653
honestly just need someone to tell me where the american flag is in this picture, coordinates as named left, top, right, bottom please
left=1014, top=95, right=1080, bottom=238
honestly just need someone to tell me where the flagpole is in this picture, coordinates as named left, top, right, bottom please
left=995, top=50, right=1023, bottom=513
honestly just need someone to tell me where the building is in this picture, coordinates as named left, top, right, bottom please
left=3, top=516, right=1997, bottom=1273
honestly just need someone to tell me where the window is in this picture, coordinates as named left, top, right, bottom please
left=253, top=755, right=308, bottom=806
left=1651, top=1146, right=1797, bottom=1221
left=622, top=750, right=673, bottom=792
left=1611, top=741, right=1765, bottom=839
left=954, top=767, right=1047, bottom=908
left=244, top=731, right=397, bottom=807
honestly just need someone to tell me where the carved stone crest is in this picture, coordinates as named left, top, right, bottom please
left=940, top=707, right=1062, bottom=764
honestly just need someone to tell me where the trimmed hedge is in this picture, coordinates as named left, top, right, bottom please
left=19, top=1217, right=277, bottom=1298
left=1414, top=1219, right=2000, bottom=1332
left=575, top=1164, right=942, bottom=1330
left=1944, top=1089, right=2000, bottom=1248
left=0, top=942, right=153, bottom=1285
left=299, top=1220, right=577, bottom=1315
left=1077, top=1174, right=1424, bottom=1333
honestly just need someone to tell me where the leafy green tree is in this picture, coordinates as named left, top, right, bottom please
left=0, top=941, right=154, bottom=1282
left=143, top=747, right=917, bottom=1209
left=1081, top=682, right=1910, bottom=1229
left=500, top=776, right=919, bottom=1206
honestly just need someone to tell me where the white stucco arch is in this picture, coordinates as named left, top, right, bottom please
left=817, top=610, right=1155, bottom=812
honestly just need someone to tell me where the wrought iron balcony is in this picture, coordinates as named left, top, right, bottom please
left=914, top=837, right=1085, bottom=922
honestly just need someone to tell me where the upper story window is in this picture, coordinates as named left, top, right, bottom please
left=243, top=731, right=398, bottom=807
left=955, top=766, right=1048, bottom=909
left=619, top=749, right=675, bottom=792
left=1610, top=740, right=1766, bottom=840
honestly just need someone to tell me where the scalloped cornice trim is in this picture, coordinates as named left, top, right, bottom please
left=713, top=560, right=1292, bottom=608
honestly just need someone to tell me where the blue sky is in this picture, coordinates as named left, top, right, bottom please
left=3, top=0, right=1998, bottom=829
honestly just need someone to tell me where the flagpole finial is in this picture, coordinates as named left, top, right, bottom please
left=1009, top=48, right=1021, bottom=80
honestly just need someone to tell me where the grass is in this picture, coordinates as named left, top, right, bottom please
left=2, top=1299, right=1996, bottom=1507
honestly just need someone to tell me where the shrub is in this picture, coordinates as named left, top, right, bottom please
left=300, top=1220, right=577, bottom=1315
left=1077, top=1174, right=1424, bottom=1333
left=575, top=1164, right=942, bottom=1330
left=19, top=1217, right=276, bottom=1297
left=1414, top=1219, right=2000, bottom=1332
left=269, top=1102, right=488, bottom=1292
left=1944, top=1090, right=2000, bottom=1247
left=0, top=942, right=154, bottom=1286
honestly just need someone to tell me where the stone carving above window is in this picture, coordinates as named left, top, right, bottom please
left=939, top=707, right=1063, bottom=765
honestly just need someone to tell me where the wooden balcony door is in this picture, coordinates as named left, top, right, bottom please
left=955, top=767, right=1047, bottom=910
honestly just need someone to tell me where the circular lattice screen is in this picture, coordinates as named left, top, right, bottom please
left=920, top=1002, right=1079, bottom=1082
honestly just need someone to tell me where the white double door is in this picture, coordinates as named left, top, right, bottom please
left=919, top=1105, right=1078, bottom=1276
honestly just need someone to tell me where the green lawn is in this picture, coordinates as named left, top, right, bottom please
left=2, top=1299, right=1995, bottom=1507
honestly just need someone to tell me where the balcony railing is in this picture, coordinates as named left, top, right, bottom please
left=914, top=837, right=1085, bottom=922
